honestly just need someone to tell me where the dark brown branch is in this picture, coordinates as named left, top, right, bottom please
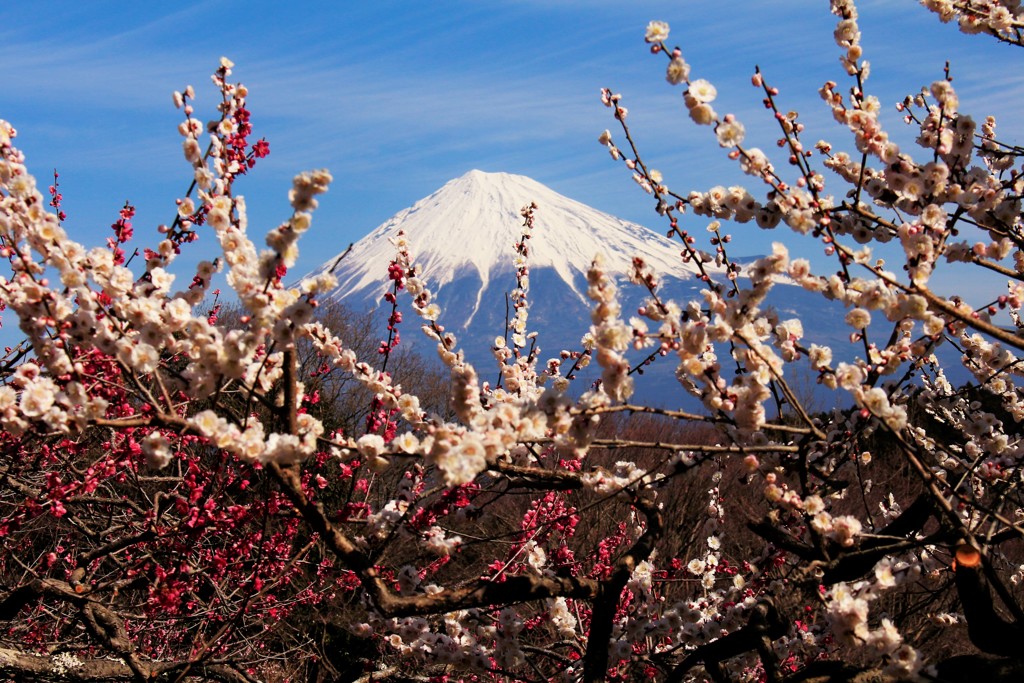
left=665, top=599, right=788, bottom=683
left=582, top=495, right=664, bottom=682
left=266, top=461, right=599, bottom=619
left=954, top=546, right=1024, bottom=656
left=0, top=647, right=252, bottom=682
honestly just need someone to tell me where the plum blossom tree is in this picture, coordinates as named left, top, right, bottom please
left=2, top=1, right=1024, bottom=681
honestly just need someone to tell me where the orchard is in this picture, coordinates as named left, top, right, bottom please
left=2, top=1, right=1024, bottom=681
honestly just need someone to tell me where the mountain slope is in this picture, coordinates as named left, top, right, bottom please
left=302, top=170, right=854, bottom=408
left=306, top=170, right=718, bottom=324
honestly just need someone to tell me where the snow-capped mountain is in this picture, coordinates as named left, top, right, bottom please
left=304, top=170, right=849, bottom=407
left=307, top=170, right=718, bottom=320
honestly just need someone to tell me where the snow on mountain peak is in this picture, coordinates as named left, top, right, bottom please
left=306, top=170, right=712, bottom=317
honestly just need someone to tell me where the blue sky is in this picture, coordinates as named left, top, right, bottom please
left=2, top=1, right=1022, bottom=328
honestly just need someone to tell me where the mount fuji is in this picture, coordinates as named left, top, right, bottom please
left=307, top=170, right=715, bottom=315
left=303, top=170, right=849, bottom=406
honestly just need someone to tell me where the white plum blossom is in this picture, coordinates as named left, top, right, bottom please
left=666, top=57, right=690, bottom=85
left=687, top=79, right=718, bottom=103
left=715, top=118, right=745, bottom=148
left=142, top=432, right=173, bottom=469
left=644, top=20, right=670, bottom=43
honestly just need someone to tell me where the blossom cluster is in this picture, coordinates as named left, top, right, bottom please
left=921, top=0, right=1024, bottom=45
